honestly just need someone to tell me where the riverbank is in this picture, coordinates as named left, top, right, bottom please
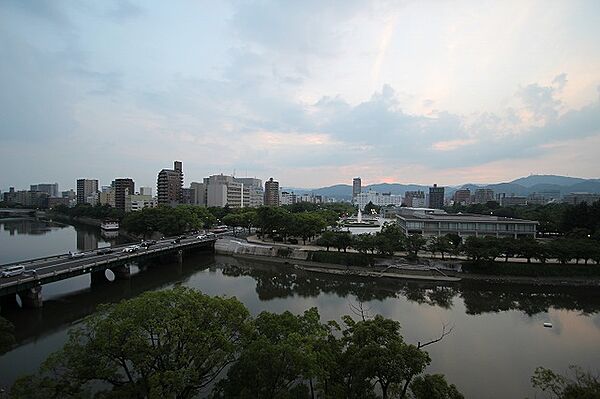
left=44, top=212, right=139, bottom=241
left=216, top=238, right=600, bottom=287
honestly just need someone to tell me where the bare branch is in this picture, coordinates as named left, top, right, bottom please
left=417, top=322, right=454, bottom=349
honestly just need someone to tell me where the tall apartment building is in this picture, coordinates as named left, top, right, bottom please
left=113, top=178, right=135, bottom=212
left=190, top=175, right=262, bottom=208
left=139, top=187, right=153, bottom=196
left=453, top=188, right=471, bottom=205
left=157, top=161, right=183, bottom=206
left=280, top=191, right=297, bottom=205
left=76, top=179, right=99, bottom=205
left=352, top=177, right=362, bottom=199
left=264, top=178, right=280, bottom=206
left=473, top=188, right=495, bottom=204
left=30, top=183, right=59, bottom=198
left=125, top=194, right=156, bottom=212
left=235, top=178, right=264, bottom=207
left=403, top=191, right=426, bottom=207
left=428, top=184, right=445, bottom=209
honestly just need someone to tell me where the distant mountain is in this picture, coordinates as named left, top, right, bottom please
left=510, top=175, right=591, bottom=188
left=286, top=174, right=600, bottom=200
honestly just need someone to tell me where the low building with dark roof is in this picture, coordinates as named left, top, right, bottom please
left=395, top=207, right=537, bottom=239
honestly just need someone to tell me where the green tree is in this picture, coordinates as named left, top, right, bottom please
left=410, top=374, right=464, bottom=399
left=338, top=315, right=431, bottom=399
left=216, top=308, right=334, bottom=398
left=427, top=236, right=452, bottom=260
left=531, top=365, right=600, bottom=399
left=353, top=234, right=377, bottom=254
left=11, top=287, right=250, bottom=399
left=315, top=230, right=337, bottom=251
left=406, top=234, right=427, bottom=260
left=364, top=201, right=381, bottom=215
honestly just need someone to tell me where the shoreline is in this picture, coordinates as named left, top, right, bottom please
left=220, top=246, right=600, bottom=287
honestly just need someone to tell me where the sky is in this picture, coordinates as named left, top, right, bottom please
left=1, top=0, right=600, bottom=191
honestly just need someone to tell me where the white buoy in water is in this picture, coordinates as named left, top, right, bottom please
left=543, top=322, right=553, bottom=328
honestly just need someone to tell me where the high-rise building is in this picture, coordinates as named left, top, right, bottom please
left=428, top=184, right=445, bottom=209
left=157, top=161, right=183, bottom=206
left=453, top=188, right=470, bottom=205
left=76, top=179, right=98, bottom=205
left=30, top=183, right=59, bottom=198
left=235, top=177, right=264, bottom=207
left=113, top=178, right=135, bottom=211
left=190, top=175, right=262, bottom=208
left=139, top=186, right=153, bottom=196
left=352, top=177, right=362, bottom=198
left=264, top=177, right=280, bottom=206
left=403, top=191, right=426, bottom=207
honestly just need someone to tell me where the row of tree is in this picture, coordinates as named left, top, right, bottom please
left=11, top=287, right=463, bottom=399
left=121, top=205, right=216, bottom=237
left=314, top=225, right=600, bottom=265
left=52, top=203, right=124, bottom=221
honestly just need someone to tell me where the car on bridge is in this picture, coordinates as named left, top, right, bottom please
left=141, top=240, right=156, bottom=248
left=96, top=248, right=114, bottom=255
left=69, top=251, right=86, bottom=259
left=1, top=265, right=26, bottom=278
left=122, top=245, right=140, bottom=253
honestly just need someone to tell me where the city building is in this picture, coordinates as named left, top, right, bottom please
left=190, top=175, right=262, bottom=208
left=473, top=188, right=495, bottom=204
left=395, top=207, right=538, bottom=239
left=139, top=186, right=153, bottom=196
left=352, top=177, right=362, bottom=199
left=403, top=191, right=426, bottom=207
left=264, top=178, right=280, bottom=206
left=234, top=178, right=264, bottom=207
left=527, top=191, right=561, bottom=205
left=76, top=179, right=98, bottom=205
left=182, top=187, right=195, bottom=205
left=113, top=178, right=135, bottom=212
left=157, top=161, right=183, bottom=206
left=30, top=183, right=59, bottom=198
left=125, top=194, right=156, bottom=212
left=99, top=189, right=116, bottom=207
left=562, top=192, right=600, bottom=205
left=353, top=191, right=402, bottom=210
left=428, top=184, right=445, bottom=209
left=497, top=194, right=527, bottom=206
left=452, top=188, right=471, bottom=205
left=280, top=191, right=297, bottom=205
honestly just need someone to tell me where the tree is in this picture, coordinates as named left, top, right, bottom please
left=216, top=308, right=334, bottom=398
left=427, top=236, right=452, bottom=260
left=531, top=365, right=600, bottom=399
left=515, top=237, right=542, bottom=263
left=338, top=315, right=431, bottom=399
left=316, top=230, right=337, bottom=251
left=353, top=234, right=377, bottom=254
left=462, top=236, right=500, bottom=263
left=375, top=224, right=405, bottom=255
left=333, top=231, right=354, bottom=253
left=406, top=234, right=427, bottom=260
left=11, top=287, right=250, bottom=399
left=410, top=374, right=464, bottom=399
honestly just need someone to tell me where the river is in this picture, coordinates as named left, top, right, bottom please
left=0, top=218, right=599, bottom=398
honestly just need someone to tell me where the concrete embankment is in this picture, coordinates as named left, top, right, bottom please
left=215, top=238, right=461, bottom=282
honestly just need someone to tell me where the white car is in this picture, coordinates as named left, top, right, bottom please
left=122, top=245, right=140, bottom=253
left=1, top=265, right=26, bottom=278
left=69, top=251, right=85, bottom=259
left=197, top=234, right=207, bottom=239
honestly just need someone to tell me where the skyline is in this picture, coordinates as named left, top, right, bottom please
left=2, top=1, right=600, bottom=190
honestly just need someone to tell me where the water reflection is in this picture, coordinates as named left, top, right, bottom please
left=216, top=256, right=600, bottom=316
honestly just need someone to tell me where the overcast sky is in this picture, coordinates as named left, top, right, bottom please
left=1, top=0, right=599, bottom=191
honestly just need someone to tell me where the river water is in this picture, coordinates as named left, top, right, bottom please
left=0, top=218, right=599, bottom=398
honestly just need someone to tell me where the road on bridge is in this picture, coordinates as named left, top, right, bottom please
left=0, top=234, right=216, bottom=291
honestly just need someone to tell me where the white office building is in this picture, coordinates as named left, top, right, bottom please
left=353, top=191, right=403, bottom=210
